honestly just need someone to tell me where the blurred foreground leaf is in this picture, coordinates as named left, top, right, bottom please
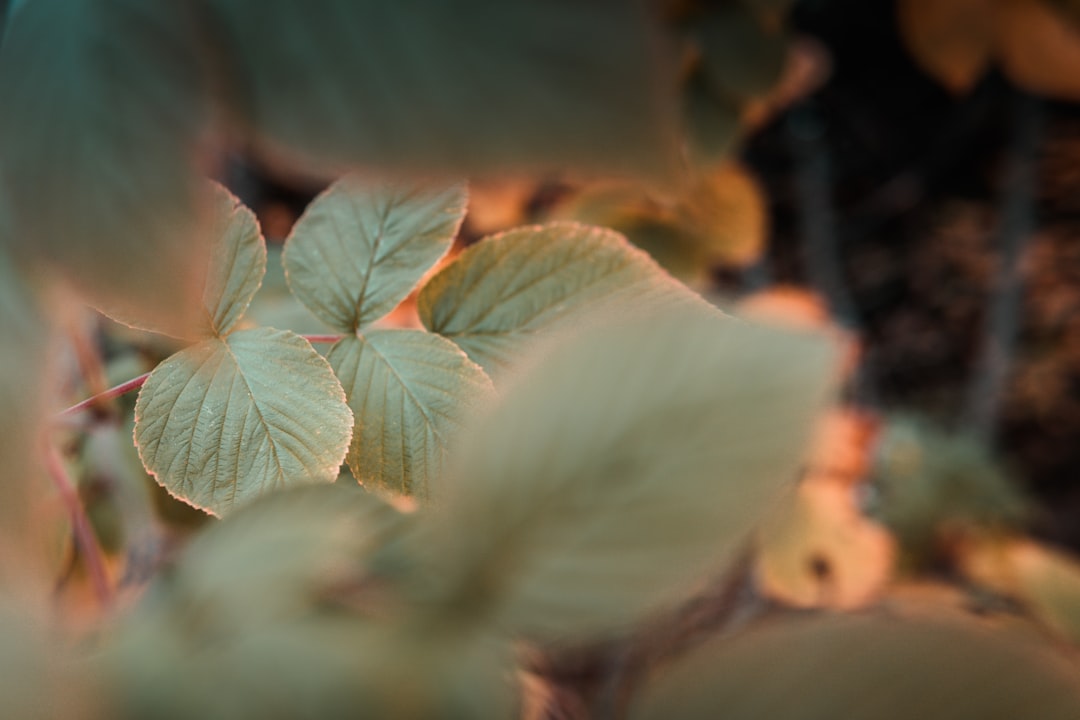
left=630, top=611, right=1080, bottom=719
left=206, top=0, right=678, bottom=177
left=0, top=0, right=211, bottom=337
left=427, top=311, right=837, bottom=642
left=105, top=486, right=515, bottom=720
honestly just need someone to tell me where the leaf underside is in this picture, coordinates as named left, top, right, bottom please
left=202, top=185, right=267, bottom=337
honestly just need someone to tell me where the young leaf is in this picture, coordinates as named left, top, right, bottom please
left=133, top=328, right=352, bottom=516
left=0, top=0, right=211, bottom=338
left=284, top=178, right=467, bottom=333
left=417, top=222, right=707, bottom=376
left=629, top=611, right=1080, bottom=719
left=327, top=330, right=492, bottom=498
left=201, top=186, right=266, bottom=337
left=203, top=0, right=679, bottom=177
left=427, top=312, right=836, bottom=641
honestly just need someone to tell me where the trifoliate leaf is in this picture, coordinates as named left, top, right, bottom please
left=133, top=328, right=352, bottom=516
left=284, top=178, right=467, bottom=333
left=428, top=312, right=836, bottom=641
left=328, top=330, right=492, bottom=498
left=201, top=186, right=266, bottom=337
left=0, top=0, right=211, bottom=338
left=417, top=222, right=706, bottom=377
left=204, top=0, right=678, bottom=178
left=629, top=611, right=1080, bottom=720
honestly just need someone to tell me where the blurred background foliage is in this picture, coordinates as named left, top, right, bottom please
left=6, top=0, right=1080, bottom=717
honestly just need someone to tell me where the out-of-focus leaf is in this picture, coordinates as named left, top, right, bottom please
left=201, top=186, right=266, bottom=337
left=897, top=0, right=994, bottom=93
left=694, top=2, right=787, bottom=100
left=757, top=479, right=895, bottom=609
left=108, top=615, right=514, bottom=720
left=996, top=0, right=1080, bottom=100
left=205, top=0, right=678, bottom=178
left=106, top=485, right=513, bottom=720
left=157, top=485, right=410, bottom=627
left=133, top=328, right=352, bottom=516
left=0, top=0, right=211, bottom=338
left=0, top=212, right=50, bottom=583
left=327, top=330, right=492, bottom=498
left=678, top=163, right=768, bottom=267
left=284, top=178, right=467, bottom=333
left=427, top=312, right=836, bottom=641
left=0, top=600, right=97, bottom=720
left=961, top=537, right=1080, bottom=644
left=244, top=247, right=335, bottom=336
left=630, top=611, right=1080, bottom=719
left=682, top=68, right=743, bottom=164
left=417, top=222, right=705, bottom=376
left=549, top=183, right=710, bottom=285
left=872, top=416, right=1026, bottom=565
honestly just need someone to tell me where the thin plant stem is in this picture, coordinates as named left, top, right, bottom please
left=43, top=441, right=112, bottom=608
left=56, top=334, right=346, bottom=418
left=965, top=93, right=1043, bottom=440
left=302, top=334, right=346, bottom=344
left=58, top=373, right=150, bottom=419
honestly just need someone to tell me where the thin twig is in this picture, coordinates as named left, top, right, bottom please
left=43, top=441, right=112, bottom=608
left=965, top=92, right=1043, bottom=440
left=302, top=334, right=346, bottom=344
left=58, top=372, right=150, bottom=419
left=56, top=333, right=347, bottom=419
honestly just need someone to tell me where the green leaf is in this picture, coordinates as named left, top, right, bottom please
left=283, top=177, right=467, bottom=333
left=694, top=2, right=787, bottom=100
left=201, top=186, right=266, bottom=337
left=204, top=0, right=678, bottom=177
left=427, top=312, right=836, bottom=641
left=160, top=484, right=410, bottom=628
left=133, top=328, right=353, bottom=516
left=629, top=611, right=1080, bottom=720
left=417, top=222, right=708, bottom=376
left=327, top=330, right=492, bottom=498
left=106, top=485, right=514, bottom=720
left=244, top=247, right=336, bottom=336
left=0, top=0, right=211, bottom=338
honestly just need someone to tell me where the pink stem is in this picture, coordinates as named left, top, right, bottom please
left=58, top=372, right=150, bottom=419
left=44, top=442, right=112, bottom=608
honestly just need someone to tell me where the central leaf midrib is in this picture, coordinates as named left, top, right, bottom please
left=220, top=337, right=288, bottom=488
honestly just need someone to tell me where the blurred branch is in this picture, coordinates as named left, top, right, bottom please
left=44, top=440, right=112, bottom=608
left=789, top=103, right=859, bottom=330
left=56, top=334, right=346, bottom=420
left=964, top=92, right=1043, bottom=441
